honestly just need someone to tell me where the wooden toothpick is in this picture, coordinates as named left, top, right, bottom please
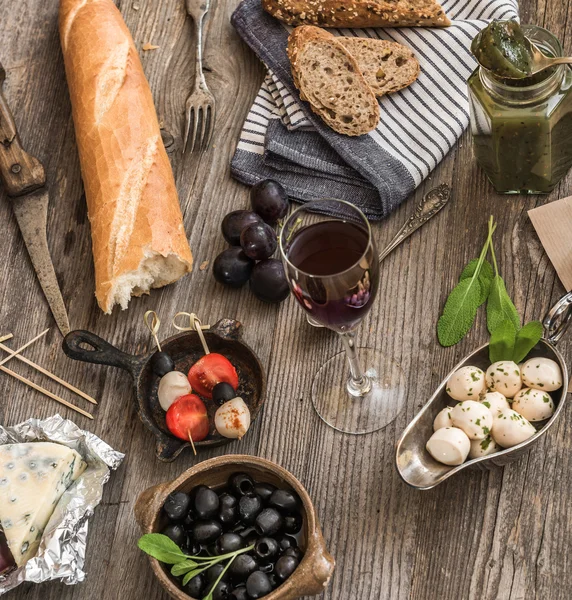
left=0, top=329, right=49, bottom=368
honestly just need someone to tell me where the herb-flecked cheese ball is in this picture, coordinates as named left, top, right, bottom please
left=433, top=406, right=454, bottom=431
left=480, top=391, right=511, bottom=416
left=426, top=427, right=471, bottom=466
left=485, top=361, right=522, bottom=398
left=491, top=409, right=536, bottom=448
left=521, top=357, right=563, bottom=392
left=451, top=400, right=493, bottom=440
left=469, top=435, right=499, bottom=459
left=446, top=366, right=486, bottom=401
left=512, top=388, right=555, bottom=422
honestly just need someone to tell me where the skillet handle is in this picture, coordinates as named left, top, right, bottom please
left=211, top=318, right=243, bottom=341
left=544, top=291, right=572, bottom=345
left=62, top=330, right=143, bottom=377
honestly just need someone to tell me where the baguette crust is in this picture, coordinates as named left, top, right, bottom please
left=288, top=26, right=380, bottom=136
left=263, top=0, right=450, bottom=28
left=59, top=0, right=193, bottom=313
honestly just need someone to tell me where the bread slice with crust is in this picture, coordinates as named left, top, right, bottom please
left=287, top=26, right=380, bottom=136
left=339, top=38, right=420, bottom=97
left=263, top=0, right=450, bottom=28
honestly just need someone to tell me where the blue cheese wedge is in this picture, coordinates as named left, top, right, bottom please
left=0, top=442, right=87, bottom=567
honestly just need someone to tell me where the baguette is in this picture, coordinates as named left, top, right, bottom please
left=263, top=0, right=450, bottom=28
left=339, top=38, right=420, bottom=97
left=59, top=0, right=193, bottom=314
left=288, top=26, right=380, bottom=136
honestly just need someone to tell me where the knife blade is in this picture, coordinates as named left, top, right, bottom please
left=0, top=61, right=71, bottom=336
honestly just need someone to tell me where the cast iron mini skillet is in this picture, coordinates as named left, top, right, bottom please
left=62, top=319, right=265, bottom=462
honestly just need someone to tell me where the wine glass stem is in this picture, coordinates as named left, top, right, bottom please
left=339, top=331, right=372, bottom=397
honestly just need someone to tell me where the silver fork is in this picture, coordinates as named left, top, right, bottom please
left=183, top=0, right=216, bottom=153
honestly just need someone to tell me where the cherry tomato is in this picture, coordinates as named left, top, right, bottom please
left=188, top=354, right=239, bottom=399
left=166, top=394, right=209, bottom=442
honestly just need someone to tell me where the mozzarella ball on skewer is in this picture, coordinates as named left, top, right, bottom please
left=433, top=406, right=454, bottom=431
left=158, top=371, right=192, bottom=411
left=215, top=397, right=251, bottom=439
left=491, top=409, right=536, bottom=448
left=451, top=400, right=493, bottom=440
left=485, top=361, right=522, bottom=398
left=426, top=427, right=471, bottom=466
left=480, top=391, right=510, bottom=416
left=512, top=388, right=555, bottom=422
left=469, top=435, right=499, bottom=459
left=446, top=366, right=486, bottom=401
left=521, top=357, right=563, bottom=392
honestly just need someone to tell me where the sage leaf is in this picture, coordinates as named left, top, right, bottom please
left=489, top=320, right=517, bottom=363
left=487, top=275, right=520, bottom=334
left=460, top=259, right=494, bottom=306
left=137, top=534, right=188, bottom=565
left=513, top=321, right=544, bottom=363
left=182, top=568, right=205, bottom=586
left=438, top=277, right=483, bottom=347
left=171, top=560, right=199, bottom=576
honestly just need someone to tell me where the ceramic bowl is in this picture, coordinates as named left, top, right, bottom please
left=134, top=455, right=335, bottom=599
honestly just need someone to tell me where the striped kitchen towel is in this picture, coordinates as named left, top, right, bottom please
left=230, top=0, right=519, bottom=220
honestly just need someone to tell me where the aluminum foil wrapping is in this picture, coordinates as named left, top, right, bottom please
left=0, top=414, right=124, bottom=594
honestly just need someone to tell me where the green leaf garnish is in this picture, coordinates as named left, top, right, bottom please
left=137, top=534, right=189, bottom=565
left=489, top=320, right=517, bottom=363
left=487, top=275, right=520, bottom=335
left=460, top=258, right=494, bottom=306
left=512, top=321, right=543, bottom=363
left=171, top=561, right=199, bottom=576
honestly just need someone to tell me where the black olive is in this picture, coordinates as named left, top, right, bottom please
left=254, top=537, right=280, bottom=562
left=230, top=587, right=249, bottom=600
left=259, top=561, right=274, bottom=574
left=239, top=494, right=263, bottom=525
left=276, top=534, right=298, bottom=552
left=210, top=579, right=231, bottom=600
left=255, top=508, right=284, bottom=536
left=212, top=382, right=237, bottom=405
left=192, top=520, right=223, bottom=545
left=183, top=512, right=195, bottom=529
left=269, top=489, right=301, bottom=515
left=283, top=512, right=303, bottom=534
left=207, top=563, right=230, bottom=583
left=268, top=573, right=279, bottom=589
left=236, top=526, right=258, bottom=545
left=228, top=473, right=255, bottom=497
left=274, top=555, right=298, bottom=582
left=182, top=539, right=201, bottom=556
left=151, top=351, right=175, bottom=377
left=282, top=546, right=303, bottom=562
left=194, top=486, right=220, bottom=519
left=163, top=491, right=191, bottom=521
left=161, top=523, right=185, bottom=546
left=183, top=572, right=206, bottom=597
left=253, top=482, right=277, bottom=505
left=246, top=571, right=273, bottom=599
left=216, top=533, right=246, bottom=554
left=229, top=554, right=258, bottom=581
left=219, top=493, right=239, bottom=528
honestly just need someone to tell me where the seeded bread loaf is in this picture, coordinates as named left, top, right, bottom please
left=263, top=0, right=450, bottom=28
left=339, top=38, right=420, bottom=96
left=288, top=26, right=380, bottom=136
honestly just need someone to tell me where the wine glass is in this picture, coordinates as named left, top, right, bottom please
left=279, top=199, right=407, bottom=434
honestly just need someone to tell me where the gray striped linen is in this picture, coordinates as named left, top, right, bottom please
left=230, top=0, right=519, bottom=220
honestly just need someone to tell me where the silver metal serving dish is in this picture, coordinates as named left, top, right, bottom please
left=396, top=292, right=572, bottom=490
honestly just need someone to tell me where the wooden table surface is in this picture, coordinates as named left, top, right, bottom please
left=1, top=1, right=571, bottom=599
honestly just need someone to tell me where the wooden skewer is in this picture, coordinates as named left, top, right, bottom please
left=0, top=341, right=98, bottom=405
left=0, top=364, right=93, bottom=420
left=0, top=334, right=13, bottom=343
left=0, top=329, right=50, bottom=368
left=188, top=430, right=197, bottom=456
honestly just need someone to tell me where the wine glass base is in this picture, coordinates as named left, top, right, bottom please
left=311, top=347, right=407, bottom=434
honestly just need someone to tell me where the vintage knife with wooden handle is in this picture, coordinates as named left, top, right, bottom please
left=0, top=62, right=70, bottom=336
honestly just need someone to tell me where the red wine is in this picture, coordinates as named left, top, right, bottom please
left=286, top=220, right=379, bottom=330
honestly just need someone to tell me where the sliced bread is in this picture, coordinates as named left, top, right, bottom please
left=339, top=38, right=420, bottom=97
left=263, top=0, right=450, bottom=28
left=287, top=26, right=380, bottom=136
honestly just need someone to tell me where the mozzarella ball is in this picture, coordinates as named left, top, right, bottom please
left=157, top=371, right=192, bottom=411
left=512, top=388, right=555, bottom=422
left=215, top=397, right=251, bottom=439
left=521, top=357, right=563, bottom=392
left=433, top=406, right=454, bottom=431
left=426, top=427, right=471, bottom=466
left=446, top=366, right=486, bottom=401
left=485, top=361, right=522, bottom=398
left=469, top=435, right=499, bottom=459
left=491, top=409, right=536, bottom=448
left=451, top=400, right=494, bottom=440
left=480, top=391, right=511, bottom=416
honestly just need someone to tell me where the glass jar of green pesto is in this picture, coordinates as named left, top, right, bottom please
left=468, top=25, right=572, bottom=194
